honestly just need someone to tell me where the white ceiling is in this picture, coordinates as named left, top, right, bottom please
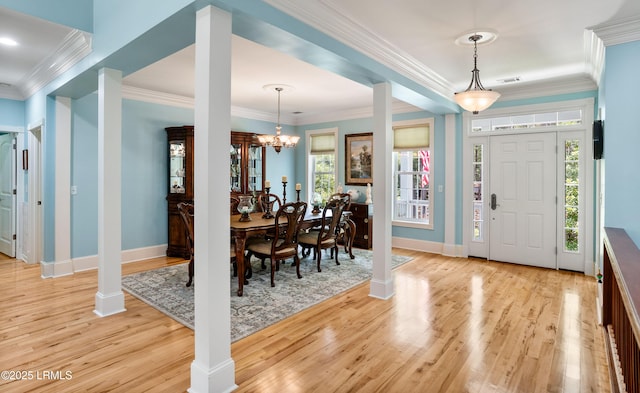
left=1, top=1, right=640, bottom=124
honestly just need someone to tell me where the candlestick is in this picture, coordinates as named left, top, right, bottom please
left=265, top=180, right=271, bottom=188
left=282, top=181, right=287, bottom=204
left=295, top=183, right=301, bottom=191
left=262, top=186, right=274, bottom=219
left=296, top=190, right=301, bottom=202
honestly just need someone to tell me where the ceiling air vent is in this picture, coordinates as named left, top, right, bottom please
left=498, top=77, right=521, bottom=84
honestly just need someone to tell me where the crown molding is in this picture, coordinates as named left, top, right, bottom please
left=590, top=16, right=640, bottom=46
left=496, top=74, right=597, bottom=102
left=122, top=85, right=194, bottom=108
left=121, top=84, right=419, bottom=126
left=19, top=29, right=92, bottom=99
left=121, top=85, right=294, bottom=123
left=264, top=0, right=454, bottom=100
left=584, top=30, right=605, bottom=86
left=295, top=100, right=419, bottom=125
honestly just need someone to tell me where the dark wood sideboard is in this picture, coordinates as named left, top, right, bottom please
left=348, top=203, right=372, bottom=249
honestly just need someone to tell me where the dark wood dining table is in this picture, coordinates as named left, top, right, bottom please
left=230, top=209, right=354, bottom=296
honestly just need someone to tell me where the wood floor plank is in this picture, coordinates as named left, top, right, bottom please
left=0, top=250, right=610, bottom=392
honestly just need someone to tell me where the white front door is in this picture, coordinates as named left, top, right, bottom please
left=0, top=133, right=16, bottom=257
left=489, top=132, right=556, bottom=269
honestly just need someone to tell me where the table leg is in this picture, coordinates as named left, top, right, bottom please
left=345, top=218, right=356, bottom=259
left=234, top=235, right=247, bottom=296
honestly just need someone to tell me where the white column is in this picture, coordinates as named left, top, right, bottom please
left=369, top=82, right=394, bottom=300
left=54, top=96, right=73, bottom=276
left=442, top=113, right=458, bottom=256
left=189, top=6, right=236, bottom=393
left=94, top=68, right=125, bottom=317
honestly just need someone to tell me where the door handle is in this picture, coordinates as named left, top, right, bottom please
left=491, top=193, right=499, bottom=210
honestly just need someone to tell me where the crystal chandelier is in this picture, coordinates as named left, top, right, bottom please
left=257, top=86, right=300, bottom=153
left=454, top=34, right=500, bottom=114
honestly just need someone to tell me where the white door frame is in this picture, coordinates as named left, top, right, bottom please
left=27, top=121, right=44, bottom=265
left=0, top=132, right=17, bottom=257
left=462, top=98, right=595, bottom=275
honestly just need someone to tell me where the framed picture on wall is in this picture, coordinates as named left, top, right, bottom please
left=345, top=132, right=373, bottom=185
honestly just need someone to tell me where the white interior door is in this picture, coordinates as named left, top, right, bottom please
left=489, top=132, right=556, bottom=268
left=0, top=133, right=16, bottom=257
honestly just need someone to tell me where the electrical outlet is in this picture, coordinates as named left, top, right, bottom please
left=438, top=185, right=443, bottom=192
left=71, top=186, right=77, bottom=195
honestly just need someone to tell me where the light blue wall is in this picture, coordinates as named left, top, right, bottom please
left=70, top=96, right=194, bottom=258
left=71, top=94, right=98, bottom=258
left=66, top=98, right=294, bottom=259
left=295, top=111, right=447, bottom=244
left=0, top=98, right=25, bottom=127
left=43, top=96, right=57, bottom=261
left=603, top=40, right=640, bottom=246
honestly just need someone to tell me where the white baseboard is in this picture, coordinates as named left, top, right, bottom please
left=392, top=237, right=465, bottom=257
left=442, top=243, right=465, bottom=257
left=392, top=237, right=442, bottom=254
left=43, top=244, right=168, bottom=276
left=40, top=259, right=74, bottom=278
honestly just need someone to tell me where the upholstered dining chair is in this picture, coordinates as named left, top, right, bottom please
left=244, top=201, right=307, bottom=287
left=298, top=194, right=349, bottom=272
left=329, top=193, right=356, bottom=260
left=177, top=202, right=195, bottom=287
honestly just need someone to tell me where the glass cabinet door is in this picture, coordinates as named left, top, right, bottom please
left=230, top=143, right=242, bottom=192
left=247, top=144, right=263, bottom=192
left=169, top=140, right=186, bottom=193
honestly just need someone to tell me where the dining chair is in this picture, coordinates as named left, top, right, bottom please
left=244, top=201, right=307, bottom=287
left=298, top=194, right=349, bottom=272
left=257, top=193, right=282, bottom=219
left=330, top=193, right=356, bottom=260
left=177, top=202, right=195, bottom=287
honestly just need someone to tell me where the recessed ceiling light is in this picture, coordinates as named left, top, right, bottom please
left=0, top=37, right=18, bottom=47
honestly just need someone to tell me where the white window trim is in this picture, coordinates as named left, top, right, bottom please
left=391, top=117, right=434, bottom=230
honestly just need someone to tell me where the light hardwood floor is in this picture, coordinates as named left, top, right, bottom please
left=0, top=250, right=610, bottom=392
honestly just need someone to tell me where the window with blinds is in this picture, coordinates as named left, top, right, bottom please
left=392, top=119, right=434, bottom=227
left=308, top=131, right=337, bottom=204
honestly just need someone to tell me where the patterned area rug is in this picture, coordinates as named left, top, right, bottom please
left=122, top=249, right=412, bottom=342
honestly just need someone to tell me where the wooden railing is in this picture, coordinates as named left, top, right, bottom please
left=602, top=227, right=640, bottom=393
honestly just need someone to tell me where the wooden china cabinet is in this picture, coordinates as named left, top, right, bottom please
left=165, top=128, right=266, bottom=257
left=230, top=131, right=266, bottom=198
left=165, top=125, right=194, bottom=258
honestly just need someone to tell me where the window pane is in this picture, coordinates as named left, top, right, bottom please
left=563, top=139, right=580, bottom=253
left=393, top=150, right=430, bottom=224
left=311, top=153, right=335, bottom=203
left=471, top=109, right=583, bottom=133
left=472, top=144, right=484, bottom=242
left=565, top=229, right=579, bottom=252
left=473, top=144, right=483, bottom=162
